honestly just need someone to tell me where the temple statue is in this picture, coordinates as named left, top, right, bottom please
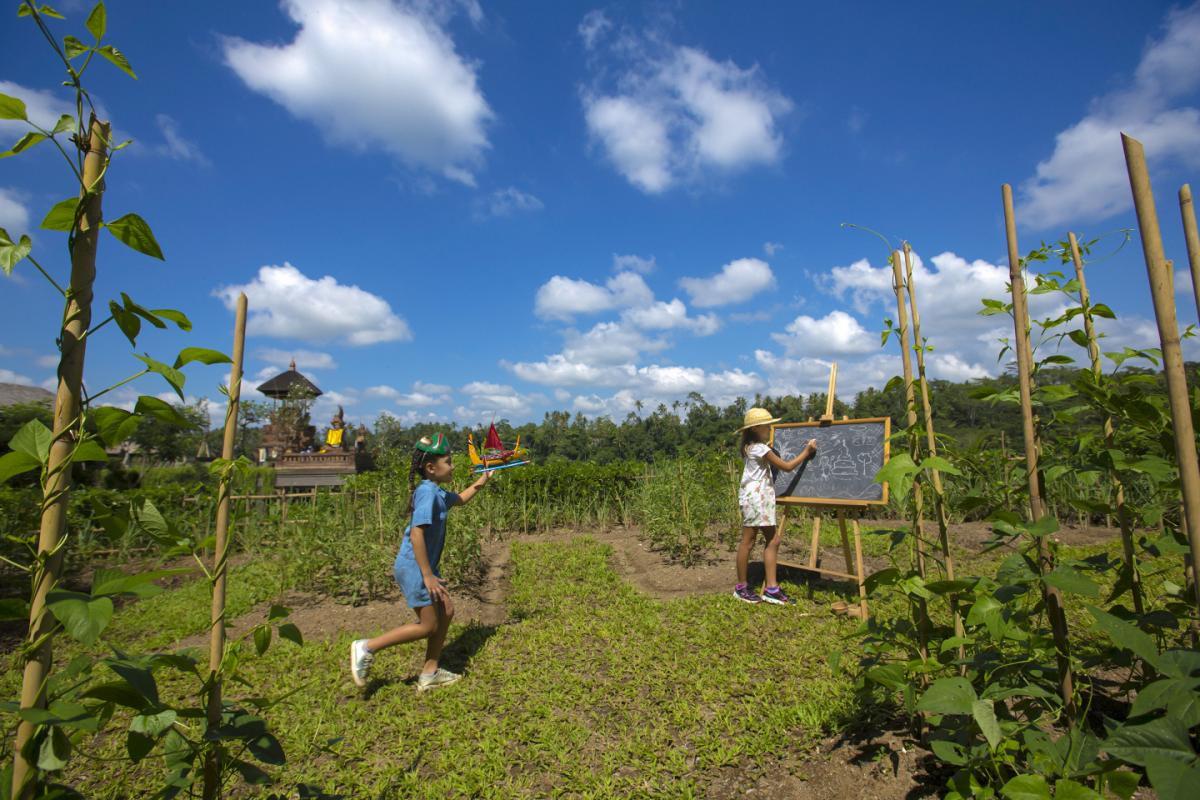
left=323, top=406, right=347, bottom=451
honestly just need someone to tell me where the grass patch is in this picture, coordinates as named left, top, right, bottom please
left=49, top=537, right=861, bottom=798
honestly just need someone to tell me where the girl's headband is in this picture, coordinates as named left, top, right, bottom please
left=415, top=433, right=450, bottom=457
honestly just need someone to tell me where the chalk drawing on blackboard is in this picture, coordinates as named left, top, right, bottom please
left=769, top=418, right=891, bottom=506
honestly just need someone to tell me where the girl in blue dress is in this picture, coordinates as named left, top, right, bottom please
left=349, top=433, right=490, bottom=691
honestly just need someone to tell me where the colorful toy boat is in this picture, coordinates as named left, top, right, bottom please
left=468, top=423, right=530, bottom=472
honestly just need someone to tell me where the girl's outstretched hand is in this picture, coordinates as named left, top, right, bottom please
left=472, top=468, right=492, bottom=490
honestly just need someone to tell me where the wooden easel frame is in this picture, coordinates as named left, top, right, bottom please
left=776, top=504, right=869, bottom=619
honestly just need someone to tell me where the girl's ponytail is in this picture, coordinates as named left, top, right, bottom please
left=406, top=448, right=422, bottom=514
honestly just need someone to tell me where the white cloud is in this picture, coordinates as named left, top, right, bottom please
left=154, top=114, right=210, bottom=166
left=562, top=321, right=668, bottom=365
left=1020, top=4, right=1200, bottom=229
left=763, top=242, right=783, bottom=256
left=480, top=186, right=543, bottom=218
left=255, top=348, right=335, bottom=370
left=621, top=298, right=720, bottom=335
left=771, top=310, right=875, bottom=356
left=0, top=81, right=75, bottom=137
left=223, top=0, right=492, bottom=184
left=578, top=9, right=612, bottom=50
left=612, top=253, right=656, bottom=274
left=459, top=380, right=535, bottom=416
left=367, top=380, right=452, bottom=407
left=554, top=388, right=571, bottom=403
left=679, top=257, right=775, bottom=307
left=1177, top=268, right=1195, bottom=297
left=581, top=35, right=791, bottom=193
left=534, top=270, right=653, bottom=321
left=35, top=354, right=58, bottom=369
left=215, top=263, right=412, bottom=345
left=0, top=187, right=30, bottom=236
left=755, top=350, right=893, bottom=399
left=0, top=368, right=34, bottom=385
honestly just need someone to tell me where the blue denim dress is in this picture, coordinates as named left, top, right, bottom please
left=394, top=480, right=460, bottom=608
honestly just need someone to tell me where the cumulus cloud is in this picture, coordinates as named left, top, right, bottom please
left=478, top=186, right=543, bottom=218
left=679, top=257, right=775, bottom=307
left=0, top=81, right=75, bottom=138
left=367, top=380, right=452, bottom=406
left=223, top=0, right=492, bottom=184
left=1020, top=3, right=1200, bottom=229
left=613, top=253, right=656, bottom=274
left=0, top=187, right=31, bottom=236
left=763, top=242, right=783, bottom=256
left=534, top=270, right=654, bottom=321
left=771, top=310, right=875, bottom=356
left=459, top=380, right=537, bottom=417
left=0, top=367, right=34, bottom=385
left=580, top=27, right=792, bottom=193
left=622, top=298, right=720, bottom=335
left=578, top=9, right=612, bottom=50
left=215, top=263, right=412, bottom=345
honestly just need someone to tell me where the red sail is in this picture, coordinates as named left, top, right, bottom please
left=483, top=423, right=504, bottom=451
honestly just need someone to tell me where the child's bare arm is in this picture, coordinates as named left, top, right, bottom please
left=764, top=439, right=818, bottom=472
left=410, top=525, right=448, bottom=602
left=456, top=468, right=491, bottom=505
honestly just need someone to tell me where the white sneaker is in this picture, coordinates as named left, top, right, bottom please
left=349, top=639, right=374, bottom=687
left=417, top=667, right=461, bottom=693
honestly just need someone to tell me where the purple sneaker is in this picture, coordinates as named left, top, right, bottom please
left=762, top=586, right=796, bottom=606
left=733, top=584, right=761, bottom=604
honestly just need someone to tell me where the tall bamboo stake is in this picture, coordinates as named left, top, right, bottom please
left=890, top=250, right=930, bottom=666
left=1122, top=135, right=1200, bottom=619
left=203, top=293, right=248, bottom=799
left=1067, top=232, right=1143, bottom=614
left=1180, top=185, right=1200, bottom=322
left=902, top=243, right=965, bottom=651
left=13, top=116, right=108, bottom=800
left=1002, top=184, right=1075, bottom=717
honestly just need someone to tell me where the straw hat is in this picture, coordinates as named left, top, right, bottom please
left=737, top=407, right=782, bottom=431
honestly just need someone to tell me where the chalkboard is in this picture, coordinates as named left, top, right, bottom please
left=770, top=418, right=891, bottom=506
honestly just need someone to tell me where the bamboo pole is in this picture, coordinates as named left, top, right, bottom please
left=1067, top=232, right=1144, bottom=614
left=902, top=243, right=965, bottom=651
left=1181, top=185, right=1200, bottom=321
left=13, top=116, right=108, bottom=800
left=890, top=250, right=930, bottom=666
left=203, top=293, right=248, bottom=799
left=1002, top=183, right=1075, bottom=717
left=1122, top=136, right=1200, bottom=618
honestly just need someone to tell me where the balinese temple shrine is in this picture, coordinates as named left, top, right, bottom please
left=256, top=360, right=372, bottom=489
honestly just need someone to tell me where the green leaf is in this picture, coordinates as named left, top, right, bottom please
left=130, top=709, right=176, bottom=737
left=92, top=406, right=139, bottom=447
left=40, top=198, right=79, bottom=232
left=1104, top=769, right=1140, bottom=800
left=86, top=2, right=106, bottom=40
left=104, top=660, right=160, bottom=706
left=1068, top=329, right=1091, bottom=348
left=71, top=439, right=109, bottom=464
left=1088, top=605, right=1159, bottom=665
left=1043, top=566, right=1100, bottom=597
left=92, top=567, right=184, bottom=599
left=1091, top=303, right=1117, bottom=319
left=1000, top=774, right=1051, bottom=800
left=38, top=726, right=71, bottom=772
left=0, top=450, right=41, bottom=483
left=1, top=131, right=47, bottom=158
left=46, top=590, right=114, bottom=645
left=1130, top=677, right=1200, bottom=726
left=96, top=44, right=137, bottom=78
left=110, top=300, right=142, bottom=346
left=51, top=114, right=76, bottom=135
left=105, top=214, right=164, bottom=260
left=277, top=622, right=303, bottom=646
left=10, top=418, right=53, bottom=463
left=62, top=35, right=89, bottom=59
left=1102, top=716, right=1194, bottom=767
left=173, top=347, right=231, bottom=369
left=930, top=738, right=968, bottom=766
left=0, top=228, right=33, bottom=274
left=1053, top=779, right=1101, bottom=800
left=253, top=625, right=271, bottom=656
left=126, top=730, right=154, bottom=762
left=1026, top=515, right=1060, bottom=538
left=1145, top=754, right=1200, bottom=800
left=0, top=92, right=28, bottom=120
left=917, top=676, right=977, bottom=715
left=150, top=308, right=192, bottom=331
left=134, top=395, right=189, bottom=426
left=36, top=4, right=66, bottom=20
left=133, top=354, right=185, bottom=399
left=875, top=452, right=919, bottom=499
left=972, top=699, right=1002, bottom=751
left=865, top=663, right=906, bottom=690
left=919, top=455, right=962, bottom=476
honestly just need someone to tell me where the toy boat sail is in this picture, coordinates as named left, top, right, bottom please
left=468, top=423, right=531, bottom=472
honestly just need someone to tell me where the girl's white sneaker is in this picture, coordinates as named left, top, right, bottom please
left=417, top=668, right=461, bottom=692
left=349, top=640, right=373, bottom=687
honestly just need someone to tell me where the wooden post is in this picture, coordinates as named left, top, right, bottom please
left=808, top=515, right=822, bottom=570
left=1002, top=183, right=1075, bottom=717
left=890, top=249, right=930, bottom=667
left=903, top=243, right=966, bottom=653
left=203, top=293, right=247, bottom=799
left=820, top=363, right=838, bottom=422
left=1122, top=136, right=1200, bottom=618
left=1067, top=232, right=1144, bottom=614
left=1180, top=185, right=1200, bottom=321
left=13, top=117, right=109, bottom=800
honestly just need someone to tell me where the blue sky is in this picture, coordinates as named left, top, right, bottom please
left=2, top=0, right=1199, bottom=430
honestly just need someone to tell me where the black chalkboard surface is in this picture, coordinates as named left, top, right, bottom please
left=770, top=418, right=891, bottom=506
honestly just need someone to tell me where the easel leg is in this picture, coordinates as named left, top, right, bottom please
left=837, top=510, right=854, bottom=574
left=852, top=518, right=869, bottom=619
left=808, top=513, right=821, bottom=570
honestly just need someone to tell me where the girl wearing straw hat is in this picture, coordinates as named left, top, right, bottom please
left=734, top=408, right=817, bottom=604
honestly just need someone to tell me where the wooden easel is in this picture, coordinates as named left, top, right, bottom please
left=774, top=363, right=872, bottom=619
